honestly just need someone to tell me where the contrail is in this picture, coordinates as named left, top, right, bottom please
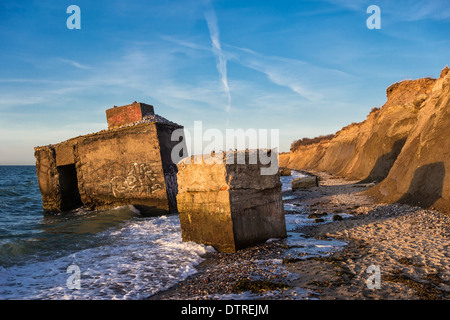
left=204, top=4, right=231, bottom=114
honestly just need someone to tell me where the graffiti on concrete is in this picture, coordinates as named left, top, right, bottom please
left=111, top=163, right=163, bottom=198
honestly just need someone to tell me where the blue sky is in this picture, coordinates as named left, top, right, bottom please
left=0, top=0, right=449, bottom=164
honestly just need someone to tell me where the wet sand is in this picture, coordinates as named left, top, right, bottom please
left=285, top=172, right=450, bottom=300
left=149, top=172, right=450, bottom=300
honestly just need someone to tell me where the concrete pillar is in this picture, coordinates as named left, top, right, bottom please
left=177, top=151, right=286, bottom=252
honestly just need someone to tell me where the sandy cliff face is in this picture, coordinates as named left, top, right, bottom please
left=285, top=67, right=450, bottom=212
left=367, top=67, right=450, bottom=212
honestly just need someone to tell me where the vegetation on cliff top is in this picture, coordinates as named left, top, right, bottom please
left=290, top=134, right=335, bottom=152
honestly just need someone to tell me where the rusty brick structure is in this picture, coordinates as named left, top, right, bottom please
left=34, top=102, right=185, bottom=215
left=106, top=101, right=155, bottom=129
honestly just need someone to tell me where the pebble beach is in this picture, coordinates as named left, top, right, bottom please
left=149, top=171, right=450, bottom=300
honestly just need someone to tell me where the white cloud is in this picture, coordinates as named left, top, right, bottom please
left=59, top=58, right=90, bottom=70
left=323, top=0, right=450, bottom=21
left=159, top=35, right=210, bottom=51
left=224, top=45, right=355, bottom=102
left=204, top=2, right=231, bottom=113
left=160, top=32, right=355, bottom=103
left=390, top=0, right=450, bottom=21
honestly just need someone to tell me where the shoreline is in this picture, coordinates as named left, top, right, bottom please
left=149, top=171, right=450, bottom=300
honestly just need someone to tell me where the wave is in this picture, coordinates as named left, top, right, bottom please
left=0, top=214, right=214, bottom=300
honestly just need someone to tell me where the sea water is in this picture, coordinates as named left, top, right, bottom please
left=0, top=166, right=346, bottom=300
left=0, top=166, right=213, bottom=299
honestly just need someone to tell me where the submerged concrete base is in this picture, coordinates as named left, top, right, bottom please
left=177, top=152, right=287, bottom=252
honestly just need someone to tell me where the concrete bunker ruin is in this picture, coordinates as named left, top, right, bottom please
left=34, top=102, right=185, bottom=215
left=34, top=102, right=287, bottom=252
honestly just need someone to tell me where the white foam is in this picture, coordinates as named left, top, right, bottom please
left=128, top=205, right=141, bottom=215
left=265, top=238, right=282, bottom=243
left=0, top=215, right=213, bottom=300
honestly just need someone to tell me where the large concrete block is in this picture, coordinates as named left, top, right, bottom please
left=177, top=151, right=286, bottom=252
left=35, top=104, right=184, bottom=215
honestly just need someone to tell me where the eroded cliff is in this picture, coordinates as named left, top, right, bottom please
left=283, top=67, right=450, bottom=212
left=367, top=67, right=450, bottom=212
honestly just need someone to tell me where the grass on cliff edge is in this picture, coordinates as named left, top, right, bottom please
left=290, top=134, right=335, bottom=152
